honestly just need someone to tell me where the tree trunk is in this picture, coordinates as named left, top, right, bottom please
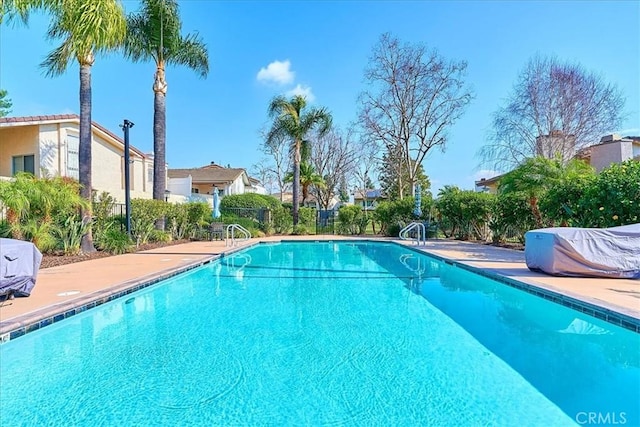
left=153, top=64, right=168, bottom=229
left=79, top=61, right=96, bottom=254
left=153, top=90, right=166, bottom=201
left=292, top=141, right=301, bottom=225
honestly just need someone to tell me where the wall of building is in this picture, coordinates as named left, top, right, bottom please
left=590, top=141, right=630, bottom=172
left=38, top=123, right=63, bottom=176
left=167, top=176, right=192, bottom=197
left=2, top=120, right=156, bottom=202
left=0, top=125, right=39, bottom=177
left=227, top=176, right=245, bottom=195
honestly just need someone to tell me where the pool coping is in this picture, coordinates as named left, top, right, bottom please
left=403, top=245, right=640, bottom=334
left=0, top=243, right=256, bottom=342
left=1, top=238, right=638, bottom=343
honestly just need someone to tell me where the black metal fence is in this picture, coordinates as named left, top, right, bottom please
left=222, top=207, right=270, bottom=223
left=316, top=209, right=336, bottom=234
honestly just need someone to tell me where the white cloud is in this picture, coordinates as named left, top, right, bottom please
left=256, top=60, right=295, bottom=85
left=285, top=84, right=315, bottom=102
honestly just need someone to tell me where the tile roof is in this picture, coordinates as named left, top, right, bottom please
left=0, top=114, right=146, bottom=158
left=168, top=164, right=247, bottom=183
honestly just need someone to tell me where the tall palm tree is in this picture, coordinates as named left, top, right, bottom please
left=41, top=0, right=126, bottom=253
left=267, top=95, right=332, bottom=225
left=124, top=0, right=209, bottom=205
left=285, top=162, right=325, bottom=205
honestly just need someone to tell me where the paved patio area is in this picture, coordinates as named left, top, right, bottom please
left=1, top=236, right=638, bottom=337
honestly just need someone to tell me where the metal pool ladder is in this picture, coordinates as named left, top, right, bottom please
left=225, top=224, right=251, bottom=247
left=399, top=221, right=426, bottom=245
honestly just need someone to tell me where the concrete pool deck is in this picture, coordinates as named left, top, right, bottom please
left=1, top=236, right=638, bottom=338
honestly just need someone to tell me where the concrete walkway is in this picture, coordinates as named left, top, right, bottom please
left=1, top=237, right=638, bottom=337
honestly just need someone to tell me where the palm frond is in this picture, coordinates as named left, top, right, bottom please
left=300, top=107, right=333, bottom=136
left=170, top=32, right=209, bottom=77
left=40, top=40, right=73, bottom=77
left=1, top=0, right=60, bottom=24
left=267, top=95, right=289, bottom=119
left=124, top=13, right=157, bottom=62
left=41, top=0, right=126, bottom=75
left=300, top=139, right=311, bottom=163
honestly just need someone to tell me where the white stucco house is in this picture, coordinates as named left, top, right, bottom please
left=167, top=163, right=266, bottom=203
left=0, top=114, right=155, bottom=202
left=579, top=134, right=640, bottom=172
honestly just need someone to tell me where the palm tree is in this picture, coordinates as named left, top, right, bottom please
left=267, top=95, right=332, bottom=225
left=285, top=162, right=325, bottom=205
left=498, top=156, right=592, bottom=227
left=0, top=0, right=53, bottom=23
left=124, top=0, right=209, bottom=205
left=41, top=0, right=126, bottom=253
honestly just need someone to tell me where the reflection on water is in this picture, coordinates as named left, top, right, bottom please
left=415, top=261, right=640, bottom=425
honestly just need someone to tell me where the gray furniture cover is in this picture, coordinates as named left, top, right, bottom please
left=524, top=224, right=640, bottom=279
left=0, top=238, right=43, bottom=297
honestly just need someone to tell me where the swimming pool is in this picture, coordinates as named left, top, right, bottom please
left=0, top=241, right=638, bottom=426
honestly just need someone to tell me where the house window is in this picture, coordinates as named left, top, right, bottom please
left=67, top=134, right=80, bottom=179
left=147, top=166, right=153, bottom=183
left=12, top=155, right=35, bottom=175
left=192, top=188, right=199, bottom=194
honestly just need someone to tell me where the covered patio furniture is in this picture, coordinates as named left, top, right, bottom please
left=524, top=224, right=640, bottom=279
left=1, top=238, right=43, bottom=298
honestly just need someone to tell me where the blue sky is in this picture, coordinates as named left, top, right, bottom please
left=1, top=0, right=638, bottom=194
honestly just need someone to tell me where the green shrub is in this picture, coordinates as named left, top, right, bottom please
left=435, top=188, right=494, bottom=240
left=220, top=214, right=259, bottom=235
left=580, top=160, right=640, bottom=227
left=92, top=192, right=118, bottom=243
left=292, top=225, right=309, bottom=235
left=272, top=206, right=293, bottom=234
left=0, top=174, right=87, bottom=245
left=220, top=193, right=281, bottom=210
left=149, top=229, right=172, bottom=243
left=22, top=219, right=57, bottom=253
left=491, top=193, right=536, bottom=243
left=337, top=205, right=368, bottom=235
left=131, top=199, right=168, bottom=244
left=100, top=229, right=133, bottom=255
left=373, top=196, right=434, bottom=236
left=165, top=203, right=190, bottom=240
left=0, top=220, right=10, bottom=238
left=298, top=207, right=315, bottom=228
left=540, top=172, right=595, bottom=227
left=53, top=215, right=90, bottom=255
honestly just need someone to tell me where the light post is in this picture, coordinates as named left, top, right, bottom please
left=120, top=119, right=134, bottom=237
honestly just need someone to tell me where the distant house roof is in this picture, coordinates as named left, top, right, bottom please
left=168, top=163, right=249, bottom=185
left=0, top=114, right=147, bottom=158
left=353, top=189, right=386, bottom=199
left=474, top=173, right=505, bottom=187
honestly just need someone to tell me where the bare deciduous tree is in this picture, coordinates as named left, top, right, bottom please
left=258, top=127, right=290, bottom=201
left=250, top=157, right=277, bottom=195
left=351, top=134, right=380, bottom=206
left=479, top=55, right=626, bottom=170
left=310, top=127, right=357, bottom=209
left=359, top=32, right=473, bottom=199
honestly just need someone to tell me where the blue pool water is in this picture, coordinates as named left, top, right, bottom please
left=1, top=241, right=638, bottom=426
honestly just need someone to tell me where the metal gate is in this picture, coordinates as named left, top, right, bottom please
left=316, top=209, right=335, bottom=235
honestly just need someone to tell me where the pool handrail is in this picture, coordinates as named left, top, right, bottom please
left=399, top=221, right=426, bottom=245
left=225, top=224, right=252, bottom=247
